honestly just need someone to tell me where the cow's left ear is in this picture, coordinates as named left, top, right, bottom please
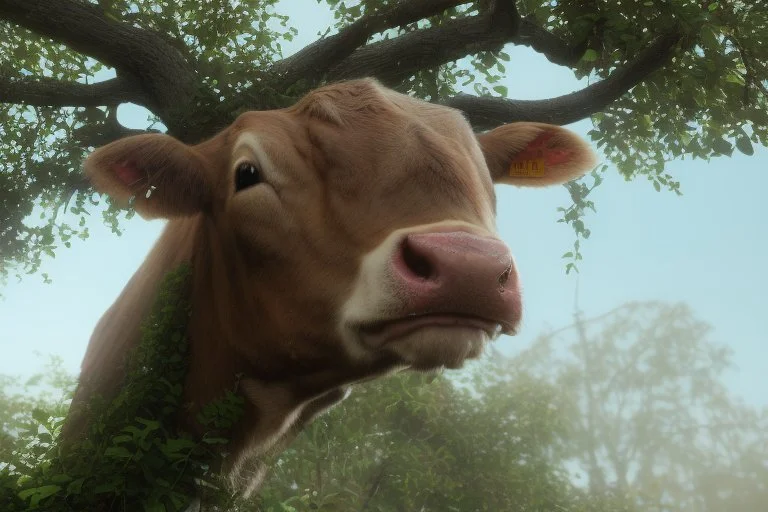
left=84, top=133, right=212, bottom=219
left=477, top=122, right=596, bottom=187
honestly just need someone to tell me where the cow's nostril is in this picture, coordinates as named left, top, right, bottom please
left=401, top=238, right=435, bottom=280
left=498, top=263, right=513, bottom=289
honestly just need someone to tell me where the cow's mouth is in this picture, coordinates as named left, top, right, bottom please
left=357, top=313, right=506, bottom=348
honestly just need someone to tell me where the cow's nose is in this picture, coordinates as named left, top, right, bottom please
left=393, top=231, right=521, bottom=333
left=400, top=232, right=514, bottom=285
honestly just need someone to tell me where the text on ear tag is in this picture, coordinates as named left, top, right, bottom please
left=509, top=159, right=546, bottom=178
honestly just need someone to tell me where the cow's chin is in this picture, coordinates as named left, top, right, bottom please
left=382, top=326, right=490, bottom=370
left=356, top=316, right=501, bottom=371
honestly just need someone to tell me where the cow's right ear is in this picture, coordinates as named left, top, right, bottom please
left=84, top=133, right=212, bottom=219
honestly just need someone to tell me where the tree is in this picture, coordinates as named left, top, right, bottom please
left=0, top=0, right=766, bottom=282
left=257, top=366, right=582, bottom=511
left=0, top=356, right=75, bottom=465
left=514, top=301, right=768, bottom=512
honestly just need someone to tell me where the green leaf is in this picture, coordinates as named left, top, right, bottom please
left=162, top=438, right=197, bottom=453
left=104, top=446, right=134, bottom=459
left=136, top=418, right=161, bottom=431
left=50, top=474, right=72, bottom=484
left=202, top=436, right=229, bottom=445
left=492, top=85, right=508, bottom=96
left=581, top=49, right=599, bottom=62
left=700, top=25, right=720, bottom=50
left=19, top=484, right=61, bottom=503
left=111, top=434, right=132, bottom=444
left=66, top=477, right=86, bottom=496
left=31, top=408, right=50, bottom=425
left=712, top=137, right=733, bottom=155
left=736, top=136, right=754, bottom=156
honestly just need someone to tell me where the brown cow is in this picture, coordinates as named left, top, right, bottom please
left=66, top=78, right=595, bottom=495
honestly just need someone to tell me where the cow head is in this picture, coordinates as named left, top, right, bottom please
left=84, top=79, right=595, bottom=389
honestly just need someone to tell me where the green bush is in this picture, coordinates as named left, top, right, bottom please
left=0, top=265, right=244, bottom=511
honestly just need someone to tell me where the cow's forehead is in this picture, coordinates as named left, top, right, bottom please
left=218, top=80, right=477, bottom=158
left=290, top=79, right=476, bottom=141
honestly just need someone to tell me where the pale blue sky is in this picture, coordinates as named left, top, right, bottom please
left=0, top=2, right=765, bottom=409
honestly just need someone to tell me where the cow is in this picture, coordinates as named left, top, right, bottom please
left=64, top=78, right=595, bottom=495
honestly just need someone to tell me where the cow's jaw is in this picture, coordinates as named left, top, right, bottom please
left=339, top=220, right=522, bottom=371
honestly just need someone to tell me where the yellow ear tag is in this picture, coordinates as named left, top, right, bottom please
left=509, top=159, right=546, bottom=178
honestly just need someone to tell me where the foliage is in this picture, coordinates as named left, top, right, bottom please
left=255, top=365, right=577, bottom=511
left=0, top=358, right=632, bottom=512
left=514, top=301, right=768, bottom=512
left=567, top=0, right=768, bottom=182
left=1, top=0, right=766, bottom=283
left=558, top=166, right=604, bottom=274
left=0, top=264, right=245, bottom=511
left=0, top=356, right=76, bottom=451
left=0, top=0, right=296, bottom=283
left=0, top=355, right=77, bottom=511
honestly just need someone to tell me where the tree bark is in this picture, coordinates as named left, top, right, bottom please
left=328, top=10, right=511, bottom=85
left=0, top=76, right=144, bottom=107
left=442, top=31, right=682, bottom=128
left=275, top=0, right=470, bottom=85
left=0, top=0, right=202, bottom=139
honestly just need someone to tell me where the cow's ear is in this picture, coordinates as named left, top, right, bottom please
left=477, top=122, right=596, bottom=187
left=84, top=133, right=213, bottom=219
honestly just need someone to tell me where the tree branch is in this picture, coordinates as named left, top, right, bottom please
left=274, top=0, right=470, bottom=86
left=0, top=76, right=144, bottom=107
left=277, top=1, right=588, bottom=88
left=0, top=0, right=200, bottom=139
left=516, top=16, right=589, bottom=67
left=443, top=31, right=683, bottom=129
left=73, top=110, right=154, bottom=150
left=327, top=1, right=522, bottom=85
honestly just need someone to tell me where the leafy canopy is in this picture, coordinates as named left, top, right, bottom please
left=0, top=0, right=765, bottom=282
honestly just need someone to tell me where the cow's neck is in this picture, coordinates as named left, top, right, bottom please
left=180, top=216, right=362, bottom=487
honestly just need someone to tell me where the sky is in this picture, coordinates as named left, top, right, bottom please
left=0, top=2, right=765, bottom=410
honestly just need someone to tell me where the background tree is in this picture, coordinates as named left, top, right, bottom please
left=514, top=300, right=768, bottom=512
left=0, top=357, right=76, bottom=511
left=257, top=367, right=581, bottom=511
left=1, top=0, right=766, bottom=282
left=0, top=356, right=75, bottom=464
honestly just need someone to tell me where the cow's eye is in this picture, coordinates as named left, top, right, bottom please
left=235, top=162, right=262, bottom=192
